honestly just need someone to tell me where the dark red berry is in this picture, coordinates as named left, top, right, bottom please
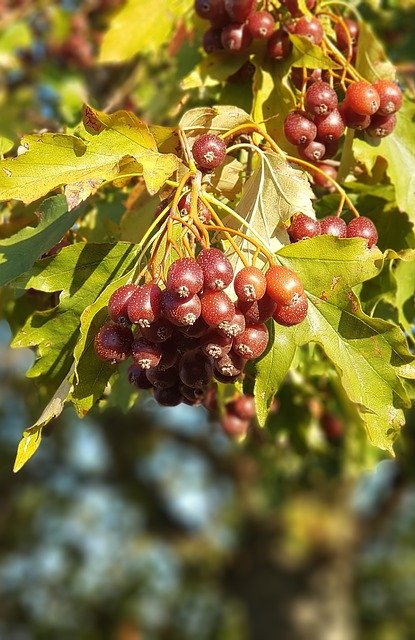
left=221, top=22, right=253, bottom=52
left=266, top=264, right=304, bottom=306
left=172, top=330, right=200, bottom=354
left=288, top=213, right=321, bottom=241
left=227, top=394, right=256, bottom=420
left=215, top=351, right=246, bottom=377
left=267, top=29, right=292, bottom=59
left=226, top=61, right=256, bottom=84
left=217, top=308, right=246, bottom=338
left=237, top=294, right=277, bottom=323
left=180, top=384, right=206, bottom=405
left=200, top=290, right=235, bottom=326
left=346, top=216, right=378, bottom=248
left=298, top=140, right=326, bottom=162
left=339, top=100, right=370, bottom=130
left=94, top=322, right=133, bottom=363
left=314, top=108, right=345, bottom=143
left=167, top=257, right=204, bottom=298
left=156, top=340, right=180, bottom=371
left=224, top=0, right=255, bottom=22
left=234, top=266, right=267, bottom=302
left=201, top=330, right=233, bottom=359
left=345, top=81, right=380, bottom=116
left=214, top=370, right=241, bottom=384
left=195, top=0, right=227, bottom=23
left=140, top=317, right=173, bottom=343
left=179, top=350, right=214, bottom=388
left=221, top=412, right=249, bottom=437
left=305, top=81, right=338, bottom=117
left=292, top=16, right=324, bottom=45
left=366, top=112, right=397, bottom=138
left=146, top=367, right=180, bottom=389
left=202, top=27, right=224, bottom=54
left=321, top=411, right=343, bottom=441
left=127, top=283, right=162, bottom=327
left=233, top=322, right=269, bottom=359
left=197, top=247, right=234, bottom=290
left=319, top=215, right=347, bottom=238
left=177, top=192, right=211, bottom=224
left=132, top=338, right=162, bottom=370
left=153, top=386, right=183, bottom=407
left=284, top=110, right=317, bottom=146
left=161, top=291, right=202, bottom=327
left=108, top=284, right=137, bottom=325
left=128, top=364, right=154, bottom=389
left=312, top=163, right=338, bottom=189
left=373, top=79, right=403, bottom=115
left=192, top=134, right=227, bottom=171
left=246, top=11, right=275, bottom=40
left=178, top=315, right=210, bottom=338
left=272, top=293, right=308, bottom=326
left=335, top=18, right=359, bottom=52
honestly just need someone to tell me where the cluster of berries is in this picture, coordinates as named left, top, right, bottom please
left=284, top=77, right=403, bottom=184
left=94, top=248, right=308, bottom=408
left=288, top=213, right=378, bottom=248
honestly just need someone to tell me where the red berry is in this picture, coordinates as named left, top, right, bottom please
left=202, top=27, right=224, bottom=54
left=314, top=108, right=345, bottom=143
left=373, top=79, right=403, bottom=115
left=108, top=284, right=138, bottom=325
left=214, top=350, right=246, bottom=377
left=272, top=293, right=308, bottom=326
left=132, top=338, right=162, bottom=370
left=128, top=364, right=154, bottom=389
left=127, top=283, right=162, bottom=327
left=366, top=112, right=397, bottom=138
left=161, top=291, right=202, bottom=327
left=267, top=29, right=292, bottom=59
left=234, top=266, right=267, bottom=302
left=288, top=213, right=321, bottom=241
left=292, top=16, right=324, bottom=45
left=146, top=367, right=180, bottom=389
left=227, top=394, right=256, bottom=420
left=335, top=18, right=359, bottom=52
left=153, top=386, right=183, bottom=407
left=201, top=330, right=233, bottom=359
left=94, top=322, right=133, bottom=363
left=321, top=411, right=343, bottom=441
left=140, top=317, right=173, bottom=343
left=224, top=0, right=255, bottom=22
left=319, top=215, right=347, bottom=238
left=221, top=22, right=253, bottom=52
left=192, top=134, right=227, bottom=171
left=265, top=264, right=304, bottom=305
left=305, top=81, right=338, bottom=117
left=346, top=216, right=378, bottom=248
left=200, top=290, right=235, bottom=326
left=233, top=322, right=269, bottom=359
left=312, top=163, right=338, bottom=189
left=284, top=110, right=317, bottom=146
left=345, top=81, right=380, bottom=116
left=179, top=350, right=214, bottom=388
left=237, top=294, right=276, bottom=323
left=156, top=340, right=180, bottom=371
left=177, top=192, right=211, bottom=224
left=221, top=412, right=249, bottom=437
left=167, top=257, right=204, bottom=298
left=197, top=247, right=234, bottom=290
left=246, top=11, right=275, bottom=40
left=298, top=140, right=326, bottom=162
left=339, top=100, right=370, bottom=130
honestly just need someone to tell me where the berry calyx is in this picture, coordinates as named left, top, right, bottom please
left=265, top=264, right=305, bottom=306
left=161, top=291, right=202, bottom=327
left=131, top=338, right=162, bottom=370
left=346, top=216, right=378, bottom=248
left=192, top=133, right=227, bottom=170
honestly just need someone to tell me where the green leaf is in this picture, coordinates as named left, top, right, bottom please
left=353, top=97, right=415, bottom=215
left=354, top=21, right=396, bottom=82
left=179, top=105, right=252, bottom=136
left=182, top=52, right=249, bottom=89
left=289, top=34, right=342, bottom=70
left=0, top=195, right=79, bottom=287
left=254, top=322, right=297, bottom=426
left=0, top=106, right=179, bottom=204
left=276, top=237, right=414, bottom=452
left=0, top=135, right=14, bottom=155
left=99, top=0, right=193, bottom=63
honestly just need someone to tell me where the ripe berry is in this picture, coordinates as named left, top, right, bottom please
left=197, top=247, right=234, bottom=290
left=233, top=322, right=269, bottom=359
left=140, top=317, right=173, bottom=343
left=156, top=341, right=180, bottom=371
left=292, top=17, right=324, bottom=45
left=153, top=386, right=183, bottom=407
left=195, top=0, right=227, bottom=23
left=202, top=27, right=224, bottom=54
left=94, top=322, right=133, bottom=363
left=237, top=294, right=276, bottom=323
left=288, top=213, right=321, bottom=241
left=305, top=81, right=338, bottom=117
left=179, top=350, right=214, bottom=388
left=180, top=384, right=206, bottom=405
left=339, top=100, right=370, bottom=130
left=234, top=266, right=267, bottom=302
left=272, top=293, right=308, bottom=326
left=345, top=81, right=380, bottom=116
left=215, top=351, right=246, bottom=377
left=320, top=411, right=343, bottom=442
left=132, top=338, right=162, bottom=370
left=128, top=364, right=154, bottom=389
left=201, top=330, right=233, bottom=359
left=298, top=140, right=326, bottom=162
left=217, top=308, right=246, bottom=337
left=373, top=79, right=403, bottom=115
left=247, top=11, right=275, bottom=40
left=227, top=394, right=256, bottom=420
left=108, top=284, right=137, bottom=325
left=319, top=215, right=347, bottom=238
left=312, top=163, right=338, bottom=189
left=267, top=29, right=292, bottom=59
left=266, top=264, right=305, bottom=306
left=366, top=112, right=397, bottom=138
left=284, top=110, right=317, bottom=146
left=282, top=0, right=316, bottom=17
left=221, top=412, right=249, bottom=437
left=166, top=257, right=204, bottom=298
left=147, top=367, right=180, bottom=389
left=127, top=283, right=162, bottom=327
left=314, top=108, right=345, bottom=143
left=200, top=290, right=235, bottom=326
left=177, top=192, right=211, bottom=223
left=335, top=18, right=359, bottom=52
left=221, top=22, right=253, bottom=52
left=192, top=134, right=227, bottom=171
left=224, top=0, right=255, bottom=22
left=346, top=216, right=378, bottom=248
left=161, top=291, right=202, bottom=326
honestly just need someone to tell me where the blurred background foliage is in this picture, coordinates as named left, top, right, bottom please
left=1, top=0, right=415, bottom=638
